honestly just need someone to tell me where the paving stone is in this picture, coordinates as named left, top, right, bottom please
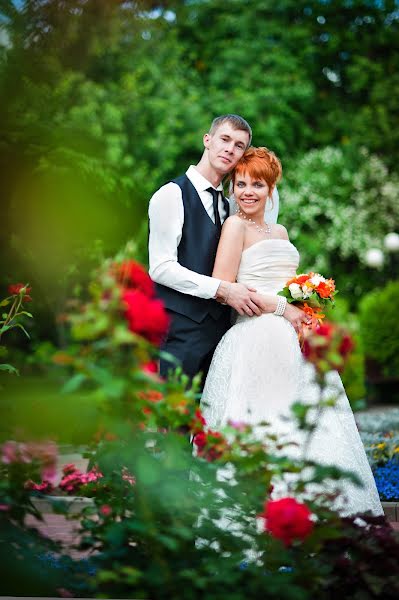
left=382, top=501, right=397, bottom=522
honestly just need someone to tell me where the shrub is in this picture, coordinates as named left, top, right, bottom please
left=2, top=253, right=398, bottom=599
left=280, top=147, right=399, bottom=299
left=359, top=280, right=399, bottom=379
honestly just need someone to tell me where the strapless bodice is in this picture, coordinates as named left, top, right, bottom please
left=237, top=239, right=300, bottom=295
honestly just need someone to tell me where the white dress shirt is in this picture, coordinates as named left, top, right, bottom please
left=148, top=165, right=280, bottom=299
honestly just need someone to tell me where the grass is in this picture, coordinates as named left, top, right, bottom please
left=0, top=373, right=100, bottom=445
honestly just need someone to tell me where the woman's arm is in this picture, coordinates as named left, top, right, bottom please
left=213, top=218, right=264, bottom=316
left=212, top=217, right=245, bottom=281
left=213, top=218, right=310, bottom=332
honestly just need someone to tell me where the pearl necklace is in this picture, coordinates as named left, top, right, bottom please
left=237, top=209, right=271, bottom=234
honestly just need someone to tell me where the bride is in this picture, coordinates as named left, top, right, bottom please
left=200, top=146, right=383, bottom=517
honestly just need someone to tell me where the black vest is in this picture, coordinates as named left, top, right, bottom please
left=155, top=174, right=230, bottom=324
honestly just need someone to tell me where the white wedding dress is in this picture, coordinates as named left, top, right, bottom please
left=201, top=239, right=383, bottom=517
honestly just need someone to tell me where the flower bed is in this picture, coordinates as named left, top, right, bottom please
left=357, top=409, right=399, bottom=501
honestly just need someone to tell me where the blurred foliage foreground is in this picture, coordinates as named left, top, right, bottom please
left=1, top=0, right=399, bottom=348
left=1, top=253, right=399, bottom=600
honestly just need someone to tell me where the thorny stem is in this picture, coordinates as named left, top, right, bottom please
left=0, top=294, right=25, bottom=342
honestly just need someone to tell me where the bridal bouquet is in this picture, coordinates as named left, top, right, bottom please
left=278, top=272, right=337, bottom=326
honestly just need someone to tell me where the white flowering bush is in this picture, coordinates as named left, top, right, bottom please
left=280, top=146, right=399, bottom=296
left=357, top=409, right=399, bottom=469
left=356, top=409, right=399, bottom=435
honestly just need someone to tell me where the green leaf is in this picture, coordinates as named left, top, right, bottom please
left=62, top=373, right=87, bottom=393
left=13, top=322, right=30, bottom=338
left=0, top=299, right=11, bottom=307
left=0, top=363, right=19, bottom=375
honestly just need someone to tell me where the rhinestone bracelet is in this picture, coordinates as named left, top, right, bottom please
left=273, top=295, right=287, bottom=316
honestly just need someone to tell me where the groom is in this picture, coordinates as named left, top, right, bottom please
left=148, top=114, right=279, bottom=383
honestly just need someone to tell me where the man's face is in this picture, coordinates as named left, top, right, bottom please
left=203, top=123, right=250, bottom=175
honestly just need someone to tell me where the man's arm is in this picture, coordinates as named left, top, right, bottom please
left=148, top=182, right=220, bottom=298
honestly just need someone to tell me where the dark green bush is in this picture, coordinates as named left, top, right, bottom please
left=359, top=280, right=399, bottom=378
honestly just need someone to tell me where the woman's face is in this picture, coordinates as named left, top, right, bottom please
left=234, top=171, right=273, bottom=219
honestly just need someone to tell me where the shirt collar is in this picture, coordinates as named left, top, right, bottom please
left=186, top=165, right=224, bottom=193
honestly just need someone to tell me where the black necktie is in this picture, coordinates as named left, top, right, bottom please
left=206, top=187, right=222, bottom=231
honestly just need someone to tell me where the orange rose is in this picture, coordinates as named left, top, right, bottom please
left=317, top=281, right=332, bottom=298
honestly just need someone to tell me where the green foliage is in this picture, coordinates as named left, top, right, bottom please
left=1, top=250, right=398, bottom=598
left=325, top=299, right=366, bottom=409
left=0, top=284, right=33, bottom=375
left=173, top=0, right=399, bottom=166
left=0, top=0, right=204, bottom=343
left=359, top=280, right=399, bottom=378
left=280, top=146, right=399, bottom=298
left=1, top=0, right=399, bottom=346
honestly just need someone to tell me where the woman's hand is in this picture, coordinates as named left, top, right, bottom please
left=283, top=303, right=311, bottom=333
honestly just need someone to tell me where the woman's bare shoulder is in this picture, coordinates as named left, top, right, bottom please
left=222, top=215, right=246, bottom=233
left=272, top=223, right=289, bottom=240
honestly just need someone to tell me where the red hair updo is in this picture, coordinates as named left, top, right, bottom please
left=232, top=146, right=282, bottom=189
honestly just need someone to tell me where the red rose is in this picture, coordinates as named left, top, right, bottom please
left=114, top=261, right=155, bottom=297
left=195, top=408, right=206, bottom=426
left=142, top=361, right=158, bottom=374
left=193, top=431, right=207, bottom=450
left=301, top=338, right=311, bottom=359
left=262, top=497, right=314, bottom=546
left=339, top=334, right=355, bottom=358
left=189, top=409, right=207, bottom=434
left=122, top=289, right=169, bottom=345
left=315, top=322, right=334, bottom=338
left=8, top=283, right=32, bottom=302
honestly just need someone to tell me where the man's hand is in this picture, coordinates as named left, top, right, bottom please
left=216, top=282, right=262, bottom=316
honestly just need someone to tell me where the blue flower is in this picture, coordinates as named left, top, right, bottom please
left=279, top=565, right=294, bottom=573
left=373, top=458, right=399, bottom=501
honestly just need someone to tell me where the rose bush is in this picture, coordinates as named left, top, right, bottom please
left=0, top=283, right=33, bottom=375
left=2, top=253, right=399, bottom=599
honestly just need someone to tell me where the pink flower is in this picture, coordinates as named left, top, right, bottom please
left=121, top=467, right=136, bottom=486
left=228, top=420, right=248, bottom=432
left=62, top=463, right=78, bottom=475
left=59, top=465, right=103, bottom=494
left=25, top=480, right=53, bottom=493
left=1, top=441, right=32, bottom=464
left=83, top=468, right=103, bottom=484
left=99, top=504, right=112, bottom=516
left=1, top=441, right=19, bottom=464
left=0, top=504, right=10, bottom=511
left=57, top=588, right=75, bottom=598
